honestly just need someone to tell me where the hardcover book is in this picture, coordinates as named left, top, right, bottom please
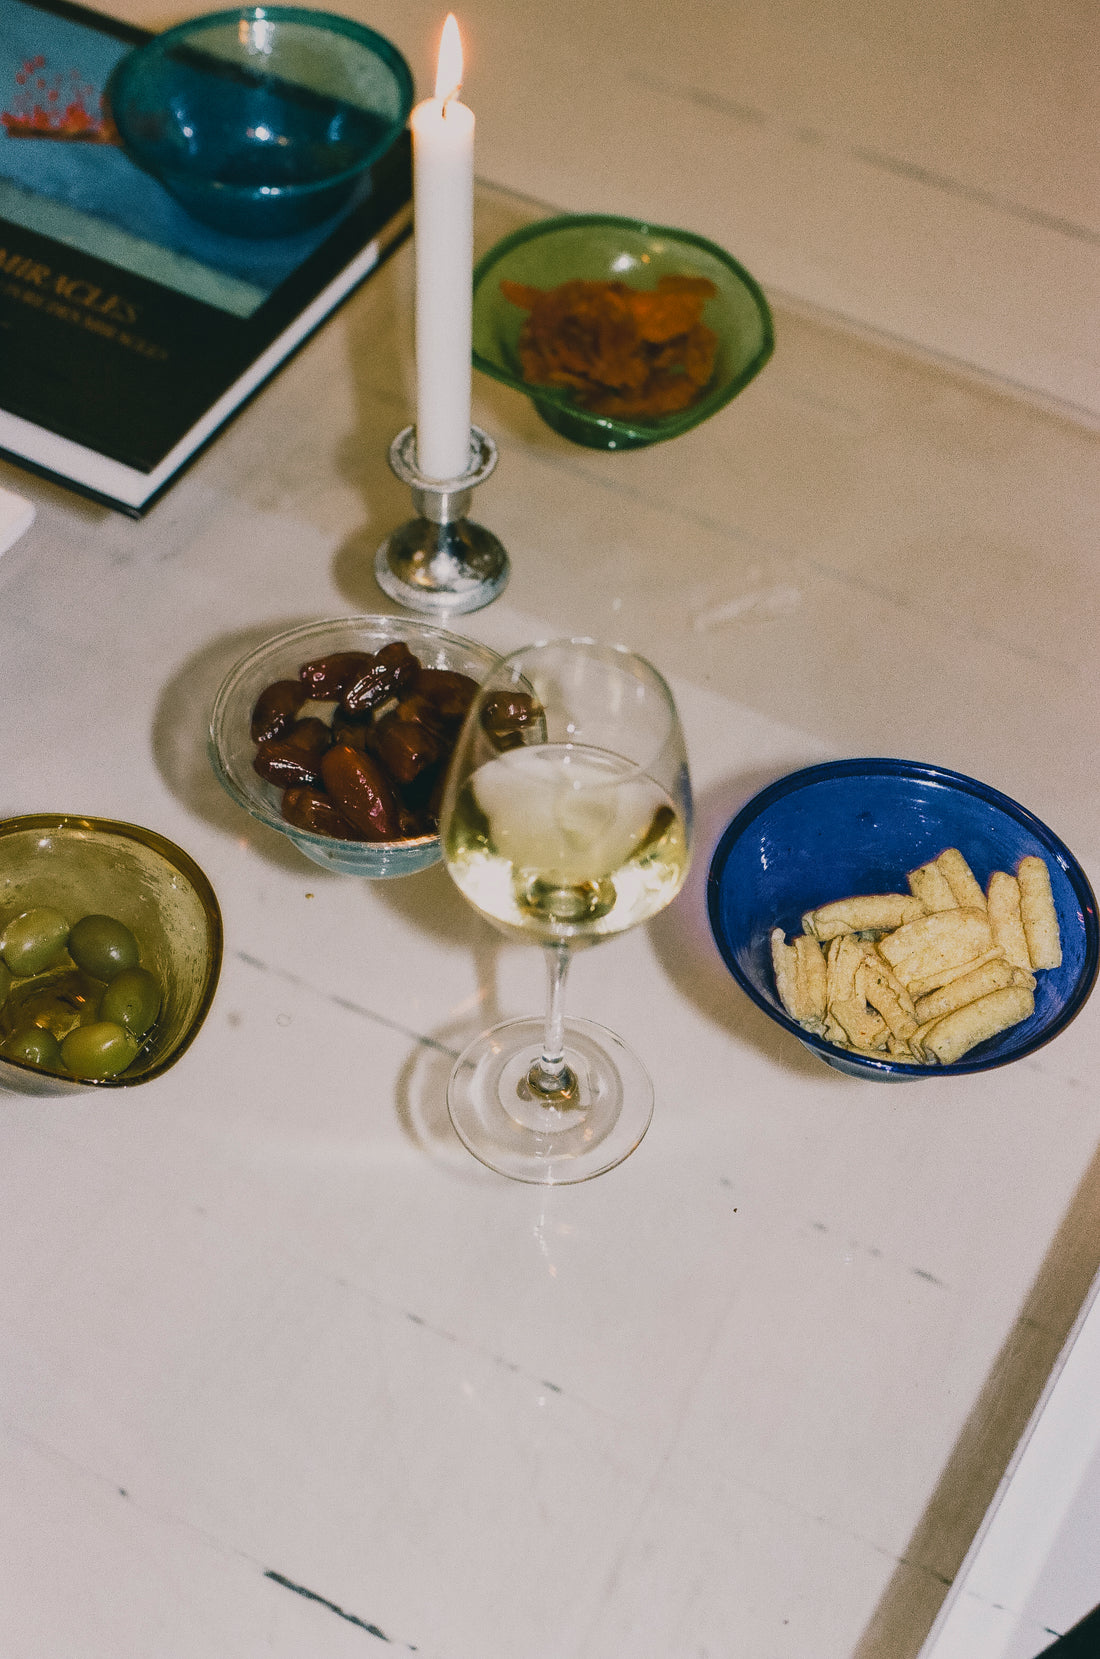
left=0, top=0, right=413, bottom=514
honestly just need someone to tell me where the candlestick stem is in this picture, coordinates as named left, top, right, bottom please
left=374, top=425, right=509, bottom=615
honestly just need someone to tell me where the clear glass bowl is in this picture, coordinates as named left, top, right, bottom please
left=0, top=815, right=223, bottom=1096
left=209, top=615, right=501, bottom=878
left=707, top=759, right=1099, bottom=1081
left=472, top=213, right=774, bottom=449
left=108, top=5, right=413, bottom=237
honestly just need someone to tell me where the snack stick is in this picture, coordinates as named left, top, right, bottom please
left=771, top=929, right=812, bottom=1027
left=907, top=860, right=958, bottom=912
left=830, top=997, right=889, bottom=1050
left=822, top=1013, right=849, bottom=1048
left=986, top=870, right=1032, bottom=970
left=823, top=936, right=888, bottom=1049
left=913, top=957, right=1017, bottom=1024
left=825, top=934, right=864, bottom=1005
left=803, top=893, right=926, bottom=940
left=934, top=848, right=987, bottom=911
left=772, top=929, right=829, bottom=1030
left=907, top=1020, right=936, bottom=1063
left=919, top=984, right=1035, bottom=1065
left=877, top=908, right=992, bottom=987
left=793, top=934, right=828, bottom=1025
left=1017, top=855, right=1062, bottom=970
left=857, top=956, right=918, bottom=1040
left=905, top=946, right=1006, bottom=1000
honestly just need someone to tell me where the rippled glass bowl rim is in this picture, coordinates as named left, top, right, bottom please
left=208, top=615, right=503, bottom=877
left=471, top=212, right=775, bottom=446
left=109, top=4, right=415, bottom=204
left=706, top=758, right=1100, bottom=1080
left=0, top=813, right=224, bottom=1091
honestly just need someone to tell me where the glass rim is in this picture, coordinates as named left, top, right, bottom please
left=468, top=636, right=683, bottom=784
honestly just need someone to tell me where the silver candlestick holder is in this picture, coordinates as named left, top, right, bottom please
left=374, top=425, right=510, bottom=615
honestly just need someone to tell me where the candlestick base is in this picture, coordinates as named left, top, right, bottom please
left=374, top=425, right=509, bottom=615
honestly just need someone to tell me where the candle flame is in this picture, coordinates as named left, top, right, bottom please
left=434, top=13, right=463, bottom=104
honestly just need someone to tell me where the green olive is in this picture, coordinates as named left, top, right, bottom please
left=68, top=914, right=140, bottom=982
left=1, top=907, right=70, bottom=976
left=2, top=1025, right=64, bottom=1069
left=99, top=967, right=161, bottom=1038
left=0, top=960, right=11, bottom=1005
left=60, top=1021, right=139, bottom=1080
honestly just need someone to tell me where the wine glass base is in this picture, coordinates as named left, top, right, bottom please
left=447, top=1016, right=654, bottom=1184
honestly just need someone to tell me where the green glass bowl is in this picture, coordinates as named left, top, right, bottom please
left=471, top=214, right=774, bottom=450
left=0, top=816, right=223, bottom=1096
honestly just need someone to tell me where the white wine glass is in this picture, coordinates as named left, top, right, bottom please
left=439, top=638, right=692, bottom=1183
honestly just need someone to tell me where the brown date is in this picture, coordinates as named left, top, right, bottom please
left=373, top=716, right=445, bottom=785
left=281, top=717, right=331, bottom=758
left=480, top=690, right=545, bottom=750
left=298, top=651, right=375, bottom=699
left=251, top=679, right=306, bottom=744
left=392, top=692, right=447, bottom=734
left=415, top=669, right=480, bottom=725
left=320, top=744, right=402, bottom=841
left=341, top=641, right=420, bottom=715
left=281, top=786, right=365, bottom=840
left=253, top=737, right=325, bottom=787
left=426, top=764, right=451, bottom=826
left=396, top=799, right=432, bottom=839
left=330, top=708, right=371, bottom=750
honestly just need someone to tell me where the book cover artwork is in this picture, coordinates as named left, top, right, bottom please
left=0, top=0, right=412, bottom=513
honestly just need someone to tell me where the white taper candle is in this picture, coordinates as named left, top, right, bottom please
left=411, top=14, right=474, bottom=482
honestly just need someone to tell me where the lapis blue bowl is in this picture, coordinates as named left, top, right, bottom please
left=707, top=759, right=1098, bottom=1080
left=108, top=6, right=413, bottom=237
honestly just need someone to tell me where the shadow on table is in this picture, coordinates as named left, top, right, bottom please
left=384, top=878, right=509, bottom=1178
left=853, top=1135, right=1100, bottom=1659
left=648, top=761, right=842, bottom=1082
left=151, top=616, right=345, bottom=876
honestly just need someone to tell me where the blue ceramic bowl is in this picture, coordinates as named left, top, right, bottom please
left=109, top=6, right=413, bottom=237
left=707, top=759, right=1098, bottom=1080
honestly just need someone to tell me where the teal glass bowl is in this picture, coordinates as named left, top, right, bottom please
left=209, top=615, right=501, bottom=878
left=108, top=6, right=413, bottom=237
left=471, top=214, right=774, bottom=450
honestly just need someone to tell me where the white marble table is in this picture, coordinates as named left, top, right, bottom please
left=1, top=3, right=1098, bottom=1655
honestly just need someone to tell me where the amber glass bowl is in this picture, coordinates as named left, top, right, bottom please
left=472, top=213, right=773, bottom=449
left=0, top=815, right=223, bottom=1096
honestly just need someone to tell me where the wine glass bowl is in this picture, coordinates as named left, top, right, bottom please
left=439, top=639, right=692, bottom=1182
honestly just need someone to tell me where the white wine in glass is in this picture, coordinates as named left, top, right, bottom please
left=440, top=638, right=692, bottom=1183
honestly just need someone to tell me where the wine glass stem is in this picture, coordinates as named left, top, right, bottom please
left=527, top=942, right=578, bottom=1101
